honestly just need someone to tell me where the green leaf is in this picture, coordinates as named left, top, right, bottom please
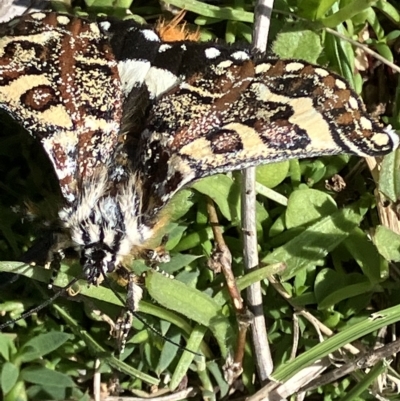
left=1, top=362, right=19, bottom=395
left=314, top=269, right=372, bottom=309
left=169, top=324, right=207, bottom=390
left=321, top=0, right=376, bottom=28
left=264, top=204, right=365, bottom=280
left=379, top=149, right=400, bottom=202
left=285, top=189, right=337, bottom=228
left=343, top=228, right=388, bottom=283
left=166, top=189, right=196, bottom=221
left=20, top=366, right=75, bottom=387
left=340, top=361, right=386, bottom=401
left=272, top=22, right=323, bottom=63
left=256, top=161, right=289, bottom=189
left=298, top=0, right=338, bottom=20
left=159, top=253, right=203, bottom=274
left=375, top=0, right=400, bottom=24
left=3, top=380, right=26, bottom=401
left=272, top=303, right=400, bottom=382
left=0, top=334, right=15, bottom=361
left=156, top=328, right=181, bottom=375
left=375, top=225, right=400, bottom=262
left=192, top=174, right=240, bottom=221
left=20, top=332, right=71, bottom=363
left=146, top=271, right=232, bottom=356
left=165, top=223, right=188, bottom=250
left=162, top=0, right=254, bottom=23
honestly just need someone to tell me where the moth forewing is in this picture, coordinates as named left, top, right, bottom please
left=136, top=58, right=398, bottom=216
left=0, top=12, right=123, bottom=205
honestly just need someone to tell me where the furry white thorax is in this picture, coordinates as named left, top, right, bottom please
left=58, top=170, right=153, bottom=273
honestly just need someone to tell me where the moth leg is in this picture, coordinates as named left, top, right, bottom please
left=112, top=272, right=143, bottom=353
left=125, top=272, right=144, bottom=313
left=146, top=244, right=171, bottom=265
left=113, top=309, right=133, bottom=354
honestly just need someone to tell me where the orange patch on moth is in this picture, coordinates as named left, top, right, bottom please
left=335, top=110, right=361, bottom=125
left=155, top=10, right=200, bottom=42
left=300, top=65, right=315, bottom=76
left=324, top=89, right=352, bottom=109
left=321, top=75, right=337, bottom=91
left=266, top=60, right=286, bottom=77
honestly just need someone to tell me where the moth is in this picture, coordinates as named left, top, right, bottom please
left=0, top=12, right=397, bottom=294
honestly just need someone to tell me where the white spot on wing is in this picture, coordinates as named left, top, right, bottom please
left=315, top=68, right=330, bottom=77
left=118, top=59, right=151, bottom=96
left=231, top=51, right=249, bottom=61
left=99, top=21, right=111, bottom=31
left=360, top=116, right=372, bottom=130
left=285, top=62, right=304, bottom=72
left=145, top=67, right=179, bottom=98
left=205, top=47, right=221, bottom=59
left=335, top=79, right=347, bottom=89
left=255, top=63, right=272, bottom=74
left=32, top=12, right=46, bottom=20
left=141, top=29, right=160, bottom=42
left=159, top=44, right=172, bottom=52
left=56, top=15, right=70, bottom=25
left=348, top=97, right=358, bottom=109
left=383, top=125, right=399, bottom=149
left=217, top=60, right=233, bottom=69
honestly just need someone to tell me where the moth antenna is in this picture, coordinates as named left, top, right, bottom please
left=102, top=274, right=202, bottom=357
left=0, top=276, right=80, bottom=331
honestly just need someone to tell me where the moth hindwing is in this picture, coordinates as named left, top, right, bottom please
left=0, top=12, right=397, bottom=285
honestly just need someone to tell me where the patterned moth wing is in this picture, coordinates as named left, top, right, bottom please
left=133, top=52, right=399, bottom=219
left=0, top=12, right=122, bottom=204
left=0, top=12, right=398, bottom=288
left=0, top=12, right=128, bottom=282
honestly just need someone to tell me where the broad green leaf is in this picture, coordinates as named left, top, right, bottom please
left=21, top=366, right=75, bottom=387
left=165, top=223, right=187, bottom=250
left=314, top=269, right=372, bottom=309
left=146, top=271, right=232, bottom=356
left=375, top=0, right=400, bottom=24
left=272, top=22, right=323, bottom=63
left=0, top=334, right=15, bottom=361
left=344, top=228, right=388, bottom=283
left=1, top=362, right=18, bottom=395
left=264, top=204, right=365, bottom=280
left=256, top=161, right=289, bottom=189
left=192, top=174, right=240, bottom=221
left=20, top=332, right=71, bottom=363
left=285, top=189, right=337, bottom=229
left=173, top=226, right=215, bottom=252
left=163, top=0, right=254, bottom=22
left=298, top=0, right=337, bottom=20
left=3, top=380, right=26, bottom=401
left=380, top=149, right=400, bottom=202
left=375, top=225, right=400, bottom=262
left=167, top=189, right=196, bottom=221
left=207, top=360, right=230, bottom=397
left=159, top=253, right=203, bottom=274
left=156, top=328, right=181, bottom=375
